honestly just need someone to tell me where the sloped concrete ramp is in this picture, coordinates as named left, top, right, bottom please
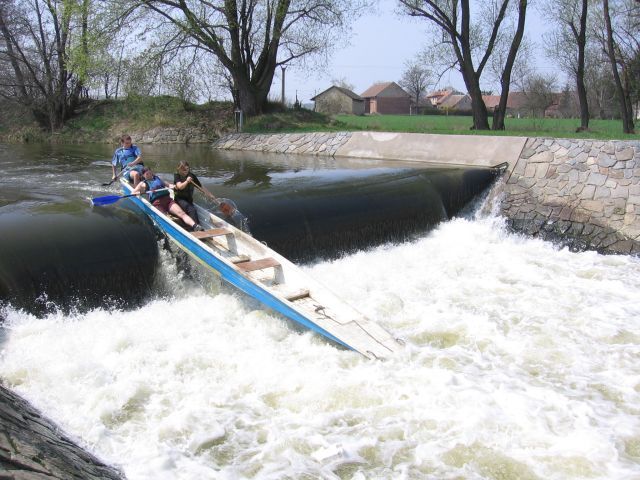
left=336, top=131, right=527, bottom=169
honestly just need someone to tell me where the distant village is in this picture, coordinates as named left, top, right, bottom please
left=310, top=82, right=634, bottom=120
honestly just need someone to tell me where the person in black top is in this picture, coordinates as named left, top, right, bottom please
left=173, top=160, right=217, bottom=224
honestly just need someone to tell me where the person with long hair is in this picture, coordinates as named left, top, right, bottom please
left=132, top=167, right=204, bottom=231
left=173, top=160, right=217, bottom=225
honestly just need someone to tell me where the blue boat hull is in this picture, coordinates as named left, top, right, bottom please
left=121, top=183, right=353, bottom=351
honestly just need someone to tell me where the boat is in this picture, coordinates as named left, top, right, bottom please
left=119, top=179, right=403, bottom=359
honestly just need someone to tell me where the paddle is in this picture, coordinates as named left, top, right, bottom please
left=91, top=188, right=170, bottom=206
left=102, top=167, right=128, bottom=186
left=192, top=182, right=220, bottom=205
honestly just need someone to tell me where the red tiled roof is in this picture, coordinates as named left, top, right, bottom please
left=360, top=82, right=410, bottom=98
left=360, top=82, right=393, bottom=98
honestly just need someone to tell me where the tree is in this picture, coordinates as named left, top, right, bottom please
left=331, top=77, right=356, bottom=92
left=558, top=82, right=578, bottom=117
left=584, top=47, right=617, bottom=118
left=398, top=0, right=528, bottom=130
left=136, top=0, right=369, bottom=116
left=597, top=0, right=636, bottom=133
left=519, top=71, right=557, bottom=117
left=544, top=0, right=591, bottom=131
left=399, top=57, right=433, bottom=107
left=0, top=0, right=92, bottom=131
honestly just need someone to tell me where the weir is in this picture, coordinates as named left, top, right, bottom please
left=0, top=203, right=159, bottom=316
left=0, top=162, right=500, bottom=314
left=227, top=165, right=502, bottom=262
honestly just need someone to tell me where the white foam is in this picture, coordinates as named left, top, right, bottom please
left=1, top=214, right=639, bottom=479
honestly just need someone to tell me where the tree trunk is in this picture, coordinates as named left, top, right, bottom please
left=575, top=0, right=590, bottom=131
left=462, top=68, right=490, bottom=130
left=493, top=0, right=527, bottom=130
left=231, top=72, right=272, bottom=116
left=602, top=0, right=635, bottom=134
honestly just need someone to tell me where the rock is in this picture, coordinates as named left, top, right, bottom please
left=0, top=385, right=124, bottom=480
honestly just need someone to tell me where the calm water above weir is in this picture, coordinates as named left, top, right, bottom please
left=0, top=143, right=639, bottom=479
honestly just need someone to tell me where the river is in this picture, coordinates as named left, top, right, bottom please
left=0, top=143, right=639, bottom=479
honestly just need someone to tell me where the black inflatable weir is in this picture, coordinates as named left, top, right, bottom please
left=213, top=166, right=501, bottom=262
left=0, top=163, right=501, bottom=314
left=0, top=203, right=159, bottom=316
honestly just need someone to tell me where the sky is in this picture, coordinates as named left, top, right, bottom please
left=276, top=0, right=562, bottom=105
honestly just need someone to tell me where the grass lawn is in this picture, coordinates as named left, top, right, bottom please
left=333, top=114, right=639, bottom=140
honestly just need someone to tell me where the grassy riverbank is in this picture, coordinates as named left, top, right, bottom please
left=246, top=111, right=638, bottom=140
left=1, top=96, right=637, bottom=142
left=333, top=114, right=639, bottom=140
left=0, top=97, right=235, bottom=143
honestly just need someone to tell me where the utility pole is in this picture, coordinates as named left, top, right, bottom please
left=281, top=66, right=287, bottom=105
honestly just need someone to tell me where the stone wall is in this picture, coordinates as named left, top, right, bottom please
left=213, top=132, right=353, bottom=156
left=501, top=138, right=640, bottom=254
left=130, top=126, right=213, bottom=144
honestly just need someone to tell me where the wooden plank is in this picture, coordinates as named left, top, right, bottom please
left=285, top=289, right=310, bottom=301
left=236, top=257, right=280, bottom=272
left=229, top=254, right=251, bottom=264
left=192, top=227, right=233, bottom=240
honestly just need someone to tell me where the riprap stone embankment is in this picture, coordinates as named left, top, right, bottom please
left=502, top=138, right=640, bottom=254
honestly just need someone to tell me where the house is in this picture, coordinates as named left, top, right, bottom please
left=360, top=82, right=411, bottom=114
left=410, top=97, right=438, bottom=115
left=483, top=92, right=528, bottom=117
left=311, top=86, right=364, bottom=115
left=426, top=88, right=464, bottom=108
left=439, top=94, right=472, bottom=112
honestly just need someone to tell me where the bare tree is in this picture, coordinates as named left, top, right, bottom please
left=597, top=0, right=636, bottom=133
left=0, top=0, right=92, bottom=130
left=544, top=0, right=591, bottom=131
left=519, top=71, right=558, bottom=117
left=331, top=77, right=356, bottom=92
left=584, top=46, right=617, bottom=118
left=399, top=57, right=434, bottom=107
left=135, top=0, right=370, bottom=116
left=398, top=0, right=528, bottom=130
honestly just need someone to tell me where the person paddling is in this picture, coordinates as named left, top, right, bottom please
left=132, top=167, right=204, bottom=231
left=173, top=160, right=217, bottom=225
left=111, top=134, right=144, bottom=187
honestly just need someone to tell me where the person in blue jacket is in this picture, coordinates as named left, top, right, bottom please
left=132, top=167, right=204, bottom=231
left=111, top=134, right=144, bottom=186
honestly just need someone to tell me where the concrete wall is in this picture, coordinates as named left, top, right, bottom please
left=336, top=132, right=528, bottom=167
left=352, top=99, right=365, bottom=116
left=213, top=131, right=640, bottom=255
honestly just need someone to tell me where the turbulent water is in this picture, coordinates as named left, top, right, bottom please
left=1, top=207, right=639, bottom=479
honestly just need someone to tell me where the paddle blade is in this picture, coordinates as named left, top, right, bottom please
left=91, top=195, right=123, bottom=206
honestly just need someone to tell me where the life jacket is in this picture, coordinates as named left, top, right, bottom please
left=144, top=176, right=168, bottom=202
left=117, top=146, right=143, bottom=169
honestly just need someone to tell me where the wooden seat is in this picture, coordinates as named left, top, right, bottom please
left=192, top=227, right=233, bottom=240
left=236, top=257, right=280, bottom=272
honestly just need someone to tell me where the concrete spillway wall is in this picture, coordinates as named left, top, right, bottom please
left=214, top=131, right=640, bottom=255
